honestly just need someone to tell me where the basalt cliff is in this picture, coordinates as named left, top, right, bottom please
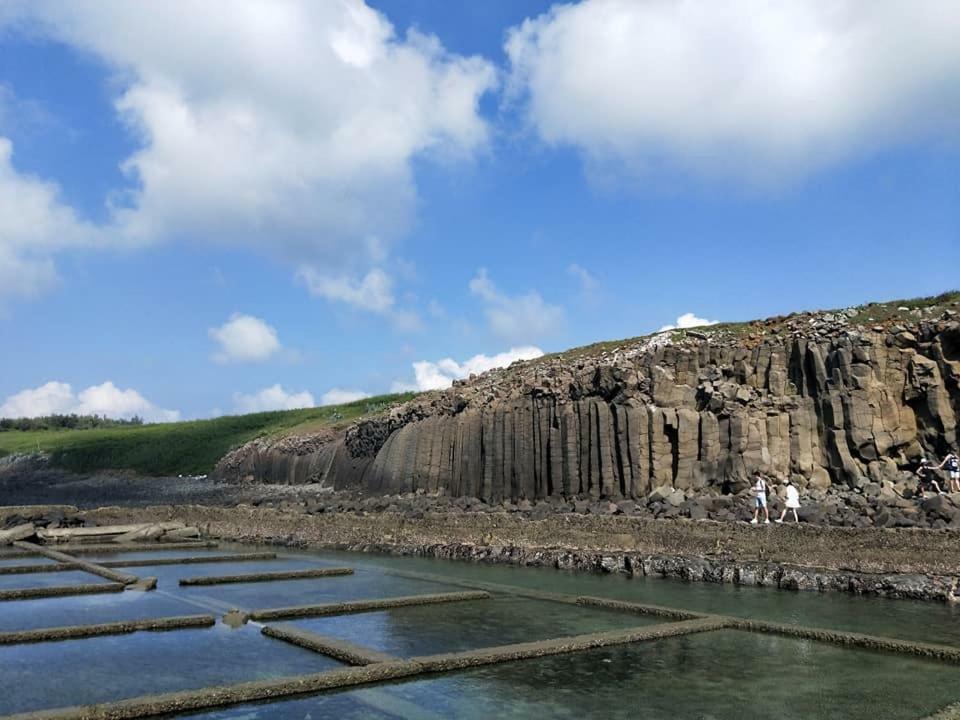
left=215, top=295, right=960, bottom=504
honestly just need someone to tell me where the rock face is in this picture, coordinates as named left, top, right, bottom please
left=215, top=299, right=960, bottom=501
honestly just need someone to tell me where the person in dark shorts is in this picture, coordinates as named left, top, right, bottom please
left=916, top=458, right=946, bottom=496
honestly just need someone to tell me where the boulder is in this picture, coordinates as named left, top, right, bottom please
left=0, top=523, right=35, bottom=545
left=808, top=468, right=831, bottom=492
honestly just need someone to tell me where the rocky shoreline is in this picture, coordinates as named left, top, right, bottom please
left=77, top=503, right=960, bottom=604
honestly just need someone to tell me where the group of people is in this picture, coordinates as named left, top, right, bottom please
left=747, top=450, right=960, bottom=525
left=749, top=471, right=801, bottom=525
left=917, top=452, right=960, bottom=495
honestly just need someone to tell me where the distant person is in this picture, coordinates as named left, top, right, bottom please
left=749, top=471, right=770, bottom=525
left=775, top=479, right=800, bottom=523
left=916, top=458, right=946, bottom=496
left=935, top=452, right=960, bottom=493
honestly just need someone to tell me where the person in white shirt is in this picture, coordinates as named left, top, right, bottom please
left=936, top=452, right=960, bottom=493
left=775, top=479, right=801, bottom=523
left=749, top=471, right=770, bottom=525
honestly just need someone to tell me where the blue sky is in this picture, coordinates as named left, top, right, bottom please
left=0, top=1, right=958, bottom=421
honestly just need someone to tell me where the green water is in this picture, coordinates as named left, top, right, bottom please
left=297, top=548, right=960, bottom=649
left=2, top=544, right=959, bottom=718
left=185, top=631, right=960, bottom=720
left=291, top=596, right=658, bottom=658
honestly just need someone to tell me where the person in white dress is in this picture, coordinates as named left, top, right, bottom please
left=776, top=479, right=801, bottom=523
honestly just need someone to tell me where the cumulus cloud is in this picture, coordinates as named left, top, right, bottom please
left=208, top=313, right=281, bottom=364
left=506, top=0, right=960, bottom=184
left=393, top=345, right=543, bottom=392
left=232, top=384, right=315, bottom=414
left=297, top=267, right=394, bottom=313
left=469, top=269, right=563, bottom=342
left=320, top=388, right=371, bottom=406
left=0, top=1, right=497, bottom=303
left=0, top=138, right=97, bottom=300
left=0, top=380, right=179, bottom=422
left=658, top=312, right=719, bottom=333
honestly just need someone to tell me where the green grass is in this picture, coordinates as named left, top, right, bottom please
left=535, top=290, right=959, bottom=366
left=847, top=290, right=960, bottom=326
left=0, top=393, right=416, bottom=476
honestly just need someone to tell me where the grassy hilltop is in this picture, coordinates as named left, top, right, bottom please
left=0, top=393, right=415, bottom=476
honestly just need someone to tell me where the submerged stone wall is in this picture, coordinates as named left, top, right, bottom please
left=216, top=303, right=960, bottom=500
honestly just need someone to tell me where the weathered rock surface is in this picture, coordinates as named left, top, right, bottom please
left=215, top=298, right=960, bottom=510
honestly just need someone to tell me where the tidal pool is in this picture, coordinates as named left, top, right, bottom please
left=185, top=631, right=960, bottom=720
left=290, top=596, right=659, bottom=658
left=0, top=624, right=338, bottom=715
left=3, top=544, right=959, bottom=719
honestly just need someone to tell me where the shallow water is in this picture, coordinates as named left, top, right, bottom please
left=0, top=568, right=108, bottom=590
left=0, top=624, right=338, bottom=715
left=186, top=631, right=960, bottom=720
left=0, top=555, right=56, bottom=568
left=3, top=543, right=959, bottom=718
left=0, top=588, right=199, bottom=630
left=291, top=596, right=658, bottom=658
left=296, top=547, right=960, bottom=648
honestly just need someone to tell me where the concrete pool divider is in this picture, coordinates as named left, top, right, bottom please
left=0, top=582, right=126, bottom=601
left=13, top=541, right=140, bottom=586
left=405, top=617, right=731, bottom=671
left=727, top=618, right=960, bottom=664
left=262, top=624, right=400, bottom=665
left=0, top=552, right=279, bottom=576
left=0, top=617, right=729, bottom=720
left=246, top=590, right=492, bottom=622
left=575, top=595, right=707, bottom=621
left=0, top=541, right=218, bottom=558
left=575, top=595, right=960, bottom=664
left=374, top=566, right=593, bottom=606
left=178, top=566, right=353, bottom=586
left=0, top=615, right=216, bottom=645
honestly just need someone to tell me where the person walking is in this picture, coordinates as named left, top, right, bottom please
left=775, top=478, right=801, bottom=523
left=935, top=452, right=960, bottom=493
left=749, top=471, right=770, bottom=525
left=916, top=458, right=946, bottom=496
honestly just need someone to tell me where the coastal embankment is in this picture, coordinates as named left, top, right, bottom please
left=80, top=503, right=960, bottom=603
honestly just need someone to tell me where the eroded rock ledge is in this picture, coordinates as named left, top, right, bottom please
left=83, top=504, right=960, bottom=603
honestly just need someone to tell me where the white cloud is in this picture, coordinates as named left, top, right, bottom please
left=232, top=384, right=315, bottom=414
left=0, top=1, right=497, bottom=302
left=469, top=268, right=563, bottom=342
left=506, top=0, right=960, bottom=184
left=0, top=380, right=179, bottom=422
left=0, top=138, right=97, bottom=300
left=567, top=263, right=597, bottom=292
left=298, top=267, right=394, bottom=313
left=393, top=345, right=544, bottom=392
left=320, top=388, right=371, bottom=406
left=658, top=312, right=719, bottom=333
left=209, top=313, right=281, bottom=364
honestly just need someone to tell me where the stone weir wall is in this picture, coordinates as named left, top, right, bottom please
left=84, top=504, right=960, bottom=602
left=216, top=309, right=960, bottom=500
